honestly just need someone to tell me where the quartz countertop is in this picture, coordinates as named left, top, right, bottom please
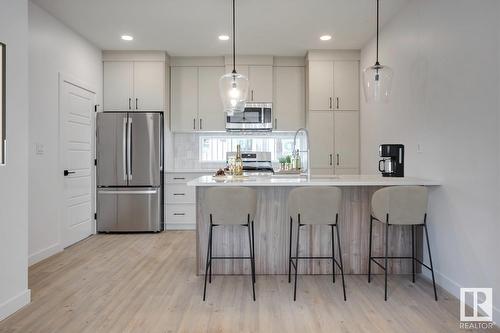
left=187, top=174, right=441, bottom=187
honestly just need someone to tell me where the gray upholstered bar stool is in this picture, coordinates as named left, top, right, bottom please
left=203, top=187, right=257, bottom=301
left=287, top=186, right=346, bottom=301
left=368, top=185, right=438, bottom=301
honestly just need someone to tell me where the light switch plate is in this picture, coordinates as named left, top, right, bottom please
left=35, top=143, right=44, bottom=155
left=417, top=143, right=423, bottom=153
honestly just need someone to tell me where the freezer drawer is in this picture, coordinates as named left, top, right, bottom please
left=97, top=187, right=161, bottom=232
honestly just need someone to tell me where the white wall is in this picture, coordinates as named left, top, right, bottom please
left=361, top=0, right=500, bottom=321
left=28, top=2, right=102, bottom=264
left=0, top=0, right=30, bottom=321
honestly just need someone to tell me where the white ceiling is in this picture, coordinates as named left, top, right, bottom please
left=32, top=0, right=410, bottom=56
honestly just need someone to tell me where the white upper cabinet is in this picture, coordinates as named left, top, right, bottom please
left=334, top=111, right=359, bottom=170
left=198, top=67, right=226, bottom=131
left=308, top=61, right=334, bottom=110
left=103, top=60, right=165, bottom=111
left=248, top=66, right=273, bottom=102
left=333, top=61, right=359, bottom=110
left=273, top=66, right=305, bottom=130
left=133, top=61, right=165, bottom=111
left=171, top=66, right=199, bottom=131
left=103, top=61, right=133, bottom=111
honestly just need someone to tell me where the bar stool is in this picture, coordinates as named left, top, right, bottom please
left=368, top=185, right=438, bottom=301
left=287, top=186, right=346, bottom=301
left=203, top=187, right=257, bottom=301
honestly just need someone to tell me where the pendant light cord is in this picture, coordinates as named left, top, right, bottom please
left=232, top=0, right=236, bottom=74
left=375, top=0, right=380, bottom=65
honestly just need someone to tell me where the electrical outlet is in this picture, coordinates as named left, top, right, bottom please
left=417, top=143, right=424, bottom=153
left=35, top=143, right=45, bottom=155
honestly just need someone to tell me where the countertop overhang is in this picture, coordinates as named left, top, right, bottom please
left=187, top=174, right=441, bottom=187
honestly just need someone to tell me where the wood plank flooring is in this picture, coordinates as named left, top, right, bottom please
left=0, top=231, right=496, bottom=333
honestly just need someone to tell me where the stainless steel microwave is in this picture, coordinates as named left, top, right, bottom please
left=226, top=102, right=273, bottom=131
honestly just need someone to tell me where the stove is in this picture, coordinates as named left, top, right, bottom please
left=226, top=151, right=274, bottom=174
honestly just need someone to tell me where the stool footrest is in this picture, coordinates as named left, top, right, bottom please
left=211, top=256, right=252, bottom=260
left=370, top=257, right=433, bottom=271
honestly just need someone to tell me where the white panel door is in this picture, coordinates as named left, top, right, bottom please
left=249, top=65, right=273, bottom=102
left=198, top=66, right=225, bottom=131
left=133, top=61, right=165, bottom=111
left=308, top=61, right=334, bottom=110
left=61, top=80, right=95, bottom=247
left=334, top=111, right=359, bottom=170
left=334, top=61, right=360, bottom=110
left=171, top=66, right=199, bottom=132
left=103, top=61, right=133, bottom=111
left=273, top=66, right=305, bottom=130
left=308, top=111, right=334, bottom=171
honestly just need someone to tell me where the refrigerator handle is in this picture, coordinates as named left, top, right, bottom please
left=123, top=117, right=128, bottom=181
left=128, top=118, right=133, bottom=180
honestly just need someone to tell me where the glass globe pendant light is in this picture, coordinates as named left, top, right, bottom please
left=363, top=0, right=394, bottom=103
left=219, top=0, right=249, bottom=115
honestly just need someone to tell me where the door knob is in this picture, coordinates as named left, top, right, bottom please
left=63, top=170, right=75, bottom=176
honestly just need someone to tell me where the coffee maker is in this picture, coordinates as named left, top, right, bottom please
left=378, top=144, right=404, bottom=177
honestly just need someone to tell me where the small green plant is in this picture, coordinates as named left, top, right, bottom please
left=285, top=155, right=292, bottom=164
left=278, top=157, right=287, bottom=164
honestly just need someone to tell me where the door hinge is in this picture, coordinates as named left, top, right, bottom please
left=94, top=159, right=97, bottom=166
left=94, top=212, right=97, bottom=220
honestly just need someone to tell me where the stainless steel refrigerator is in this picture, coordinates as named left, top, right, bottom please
left=96, top=112, right=164, bottom=232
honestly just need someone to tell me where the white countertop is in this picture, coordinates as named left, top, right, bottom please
left=187, top=174, right=441, bottom=187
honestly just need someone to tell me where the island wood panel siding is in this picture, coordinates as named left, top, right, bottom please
left=196, top=186, right=423, bottom=275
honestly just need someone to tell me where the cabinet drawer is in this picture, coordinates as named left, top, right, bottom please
left=166, top=184, right=195, bottom=204
left=166, top=204, right=196, bottom=223
left=166, top=172, right=210, bottom=184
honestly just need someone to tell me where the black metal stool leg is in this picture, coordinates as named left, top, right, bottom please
left=423, top=216, right=438, bottom=301
left=288, top=217, right=292, bottom=283
left=209, top=223, right=213, bottom=284
left=293, top=215, right=301, bottom=301
left=335, top=214, right=347, bottom=301
left=251, top=220, right=256, bottom=285
left=411, top=224, right=415, bottom=283
left=331, top=224, right=335, bottom=284
left=368, top=216, right=373, bottom=283
left=384, top=214, right=389, bottom=301
left=247, top=218, right=256, bottom=301
left=203, top=219, right=213, bottom=301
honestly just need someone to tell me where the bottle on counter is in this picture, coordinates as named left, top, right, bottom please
left=234, top=144, right=244, bottom=176
left=294, top=149, right=301, bottom=170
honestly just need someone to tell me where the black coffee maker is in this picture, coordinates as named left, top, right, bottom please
left=378, top=144, right=404, bottom=177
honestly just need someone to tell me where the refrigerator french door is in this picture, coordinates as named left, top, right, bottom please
left=96, top=112, right=163, bottom=232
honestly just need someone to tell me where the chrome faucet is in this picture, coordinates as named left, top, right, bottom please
left=292, top=128, right=311, bottom=177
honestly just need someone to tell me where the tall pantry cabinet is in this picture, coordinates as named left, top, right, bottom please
left=306, top=51, right=360, bottom=175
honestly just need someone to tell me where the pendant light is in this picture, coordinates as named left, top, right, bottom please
left=219, top=0, right=249, bottom=115
left=363, top=0, right=394, bottom=103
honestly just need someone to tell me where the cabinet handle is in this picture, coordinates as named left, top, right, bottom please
left=336, top=97, right=339, bottom=109
left=136, top=98, right=138, bottom=110
left=173, top=193, right=186, bottom=196
left=329, top=97, right=332, bottom=109
left=329, top=154, right=333, bottom=166
left=193, top=118, right=196, bottom=130
left=173, top=213, right=186, bottom=216
left=251, top=90, right=254, bottom=101
left=173, top=177, right=186, bottom=180
left=336, top=153, right=340, bottom=166
left=199, top=118, right=203, bottom=130
left=128, top=98, right=131, bottom=110
left=274, top=118, right=277, bottom=129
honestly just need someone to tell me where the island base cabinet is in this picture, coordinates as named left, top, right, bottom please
left=196, top=186, right=422, bottom=275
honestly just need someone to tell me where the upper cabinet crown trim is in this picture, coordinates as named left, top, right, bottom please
left=170, top=56, right=225, bottom=67
left=306, top=50, right=360, bottom=61
left=224, top=55, right=274, bottom=66
left=103, top=51, right=168, bottom=62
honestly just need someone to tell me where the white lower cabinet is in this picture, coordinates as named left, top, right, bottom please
left=165, top=172, right=209, bottom=230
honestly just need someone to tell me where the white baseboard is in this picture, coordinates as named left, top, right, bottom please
left=0, top=289, right=31, bottom=321
left=29, top=243, right=62, bottom=266
left=428, top=270, right=500, bottom=324
left=165, top=223, right=196, bottom=231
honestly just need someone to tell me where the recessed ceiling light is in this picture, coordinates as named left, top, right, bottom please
left=320, top=35, right=332, bottom=41
left=218, top=35, right=230, bottom=41
left=121, top=35, right=134, bottom=41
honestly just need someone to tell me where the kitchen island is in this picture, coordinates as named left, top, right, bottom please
left=187, top=175, right=440, bottom=275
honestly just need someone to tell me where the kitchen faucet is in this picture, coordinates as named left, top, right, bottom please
left=292, top=128, right=311, bottom=177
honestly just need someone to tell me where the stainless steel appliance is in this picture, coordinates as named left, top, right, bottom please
left=378, top=144, right=404, bottom=177
left=96, top=112, right=164, bottom=232
left=226, top=102, right=272, bottom=131
left=226, top=151, right=274, bottom=174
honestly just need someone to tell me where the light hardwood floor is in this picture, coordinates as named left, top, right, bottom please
left=0, top=231, right=496, bottom=333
